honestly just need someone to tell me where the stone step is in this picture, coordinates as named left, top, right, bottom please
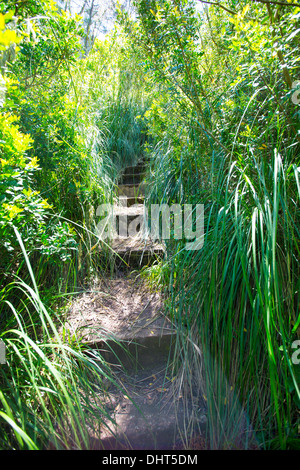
left=113, top=204, right=146, bottom=236
left=123, top=163, right=146, bottom=176
left=121, top=173, right=144, bottom=185
left=118, top=183, right=146, bottom=198
left=65, top=277, right=169, bottom=352
left=93, top=329, right=176, bottom=371
left=65, top=276, right=173, bottom=371
left=116, top=195, right=145, bottom=207
left=111, top=237, right=165, bottom=268
left=93, top=367, right=204, bottom=450
left=112, top=204, right=145, bottom=217
left=120, top=161, right=146, bottom=185
left=126, top=196, right=145, bottom=207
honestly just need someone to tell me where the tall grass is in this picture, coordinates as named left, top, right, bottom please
left=96, top=96, right=148, bottom=171
left=0, top=16, right=157, bottom=451
left=144, top=147, right=300, bottom=449
left=0, top=229, right=119, bottom=450
left=72, top=33, right=150, bottom=176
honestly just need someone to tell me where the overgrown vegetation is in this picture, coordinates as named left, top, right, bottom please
left=122, top=0, right=300, bottom=450
left=0, top=0, right=147, bottom=449
left=0, top=0, right=299, bottom=450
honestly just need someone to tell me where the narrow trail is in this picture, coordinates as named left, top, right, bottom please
left=64, top=159, right=204, bottom=450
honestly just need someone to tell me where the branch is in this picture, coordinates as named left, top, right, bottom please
left=197, top=0, right=300, bottom=13
left=197, top=1, right=238, bottom=15
left=253, top=0, right=300, bottom=7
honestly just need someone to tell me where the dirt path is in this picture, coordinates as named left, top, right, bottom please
left=62, top=161, right=205, bottom=449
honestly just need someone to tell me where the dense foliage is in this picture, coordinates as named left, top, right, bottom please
left=122, top=0, right=300, bottom=449
left=0, top=0, right=299, bottom=450
left=0, top=0, right=147, bottom=449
